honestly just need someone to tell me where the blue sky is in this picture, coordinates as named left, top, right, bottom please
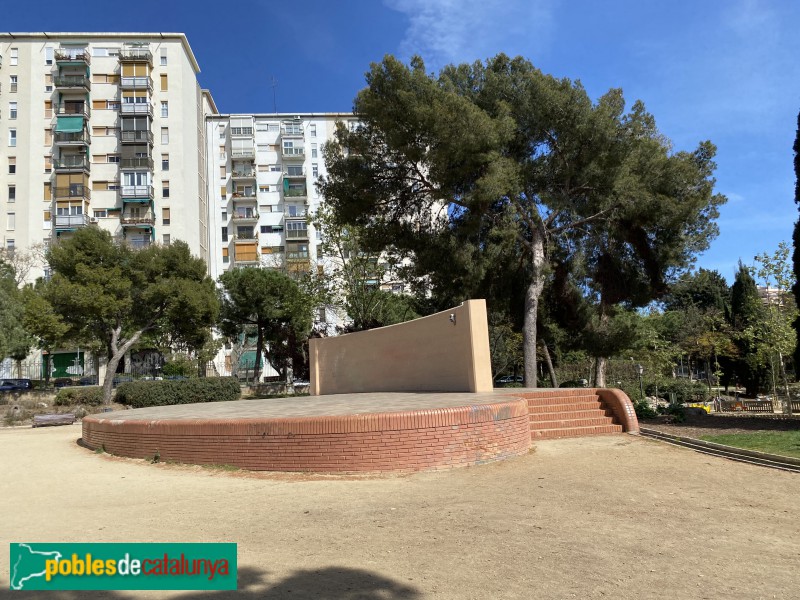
left=6, top=0, right=799, bottom=283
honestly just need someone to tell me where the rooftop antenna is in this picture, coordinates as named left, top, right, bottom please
left=270, top=76, right=278, bottom=114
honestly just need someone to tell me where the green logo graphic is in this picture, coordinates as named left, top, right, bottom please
left=9, top=543, right=237, bottom=591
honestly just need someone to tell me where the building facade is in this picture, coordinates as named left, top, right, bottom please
left=0, top=32, right=215, bottom=280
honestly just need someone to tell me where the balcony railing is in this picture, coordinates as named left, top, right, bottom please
left=120, top=157, right=154, bottom=170
left=233, top=232, right=259, bottom=242
left=53, top=156, right=90, bottom=171
left=55, top=50, right=91, bottom=65
left=281, top=126, right=304, bottom=137
left=286, top=228, right=309, bottom=239
left=234, top=256, right=260, bottom=264
left=54, top=104, right=90, bottom=118
left=231, top=169, right=256, bottom=179
left=286, top=251, right=310, bottom=261
left=231, top=149, right=255, bottom=159
left=120, top=103, right=154, bottom=117
left=283, top=187, right=308, bottom=198
left=121, top=216, right=156, bottom=226
left=120, top=130, right=154, bottom=145
left=281, top=147, right=306, bottom=159
left=53, top=186, right=91, bottom=201
left=54, top=75, right=91, bottom=90
left=127, top=239, right=153, bottom=249
left=283, top=170, right=306, bottom=179
left=120, top=185, right=154, bottom=199
left=119, top=48, right=153, bottom=65
left=54, top=214, right=89, bottom=228
left=231, top=191, right=257, bottom=201
left=231, top=211, right=259, bottom=221
left=54, top=131, right=90, bottom=145
left=120, top=76, right=153, bottom=91
left=284, top=208, right=308, bottom=217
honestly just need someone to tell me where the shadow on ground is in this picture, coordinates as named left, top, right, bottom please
left=641, top=413, right=800, bottom=433
left=1, top=566, right=421, bottom=599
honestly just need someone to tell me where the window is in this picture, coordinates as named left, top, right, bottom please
left=162, top=182, right=170, bottom=198
left=162, top=207, right=171, bottom=225
left=221, top=226, right=228, bottom=242
left=7, top=212, right=16, bottom=230
left=6, top=239, right=14, bottom=250
left=311, top=143, right=318, bottom=158
left=44, top=156, right=51, bottom=173
left=107, top=155, right=120, bottom=163
left=259, top=185, right=269, bottom=193
left=219, top=127, right=226, bottom=140
left=312, top=164, right=319, bottom=178
left=8, top=158, right=15, bottom=174
left=221, top=210, right=227, bottom=221
left=160, top=50, right=167, bottom=66
left=161, top=154, right=169, bottom=170
left=268, top=123, right=279, bottom=132
left=94, top=210, right=108, bottom=219
left=220, top=165, right=226, bottom=178
left=10, top=48, right=18, bottom=66
left=9, top=102, right=18, bottom=120
left=161, top=128, right=169, bottom=144
left=260, top=225, right=269, bottom=234
left=163, top=234, right=170, bottom=245
left=160, top=74, right=168, bottom=91
left=286, top=165, right=303, bottom=176
left=283, top=122, right=302, bottom=135
left=8, top=186, right=15, bottom=202
left=9, top=129, right=16, bottom=147
left=10, top=75, right=18, bottom=93
left=161, top=101, right=168, bottom=118
left=45, top=47, right=53, bottom=65
left=270, top=165, right=281, bottom=172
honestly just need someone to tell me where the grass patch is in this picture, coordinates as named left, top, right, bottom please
left=700, top=431, right=800, bottom=459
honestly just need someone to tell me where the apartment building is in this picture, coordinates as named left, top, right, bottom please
left=0, top=32, right=215, bottom=280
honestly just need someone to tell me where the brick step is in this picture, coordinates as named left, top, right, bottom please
left=528, top=401, right=604, bottom=414
left=530, top=424, right=624, bottom=439
left=526, top=394, right=600, bottom=407
left=530, top=409, right=612, bottom=422
left=530, top=416, right=615, bottom=430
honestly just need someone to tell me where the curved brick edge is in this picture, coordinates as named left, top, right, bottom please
left=593, top=388, right=639, bottom=433
left=81, top=398, right=532, bottom=473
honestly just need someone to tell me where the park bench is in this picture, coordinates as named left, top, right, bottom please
left=32, top=413, right=76, bottom=428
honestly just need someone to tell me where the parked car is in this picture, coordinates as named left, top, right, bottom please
left=496, top=375, right=523, bottom=385
left=0, top=378, right=33, bottom=392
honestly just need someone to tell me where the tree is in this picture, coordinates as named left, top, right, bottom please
left=25, top=228, right=219, bottom=403
left=792, top=109, right=800, bottom=367
left=320, top=55, right=725, bottom=386
left=0, top=258, right=33, bottom=367
left=729, top=262, right=768, bottom=396
left=218, top=267, right=315, bottom=381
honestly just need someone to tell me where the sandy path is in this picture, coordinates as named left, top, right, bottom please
left=1, top=425, right=798, bottom=599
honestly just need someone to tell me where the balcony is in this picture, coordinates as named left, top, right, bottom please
left=54, top=104, right=90, bottom=118
left=120, top=76, right=153, bottom=92
left=55, top=50, right=91, bottom=66
left=120, top=103, right=154, bottom=118
left=121, top=215, right=156, bottom=227
left=233, top=232, right=259, bottom=242
left=120, top=185, right=155, bottom=200
left=284, top=207, right=308, bottom=218
left=53, top=156, right=90, bottom=172
left=119, top=48, right=153, bottom=65
left=54, top=214, right=89, bottom=229
left=53, top=186, right=91, bottom=201
left=120, top=157, right=154, bottom=170
left=231, top=169, right=256, bottom=180
left=283, top=170, right=306, bottom=179
left=286, top=251, right=310, bottom=261
left=54, top=131, right=90, bottom=146
left=231, top=149, right=256, bottom=160
left=54, top=75, right=91, bottom=91
left=281, top=125, right=304, bottom=137
left=230, top=127, right=254, bottom=138
left=127, top=238, right=153, bottom=250
left=120, top=130, right=154, bottom=145
left=281, top=146, right=306, bottom=160
left=231, top=210, right=259, bottom=222
left=231, top=191, right=257, bottom=203
left=283, top=186, right=307, bottom=199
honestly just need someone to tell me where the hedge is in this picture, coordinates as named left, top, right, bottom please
left=115, top=377, right=241, bottom=408
left=54, top=386, right=105, bottom=406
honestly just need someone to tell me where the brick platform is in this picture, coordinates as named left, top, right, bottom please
left=81, top=389, right=638, bottom=473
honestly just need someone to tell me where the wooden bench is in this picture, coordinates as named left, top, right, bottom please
left=32, top=413, right=76, bottom=428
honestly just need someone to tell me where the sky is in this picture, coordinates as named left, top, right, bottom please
left=5, top=0, right=799, bottom=283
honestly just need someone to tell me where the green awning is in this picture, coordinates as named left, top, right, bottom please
left=56, top=116, right=84, bottom=133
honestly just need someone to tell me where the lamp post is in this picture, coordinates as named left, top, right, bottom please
left=636, top=363, right=644, bottom=402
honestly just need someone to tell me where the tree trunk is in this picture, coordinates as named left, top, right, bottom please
left=102, top=326, right=146, bottom=404
left=255, top=325, right=264, bottom=382
left=594, top=356, right=607, bottom=388
left=540, top=341, right=558, bottom=388
left=522, top=230, right=546, bottom=388
left=778, top=351, right=792, bottom=415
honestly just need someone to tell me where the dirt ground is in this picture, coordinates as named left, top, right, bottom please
left=1, top=425, right=799, bottom=600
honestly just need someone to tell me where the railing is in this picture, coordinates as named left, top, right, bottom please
left=120, top=103, right=154, bottom=117
left=283, top=188, right=308, bottom=198
left=284, top=208, right=308, bottom=217
left=281, top=126, right=304, bottom=136
left=53, top=156, right=90, bottom=170
left=233, top=232, right=258, bottom=241
left=231, top=149, right=256, bottom=159
left=120, top=157, right=154, bottom=170
left=120, top=130, right=154, bottom=144
left=119, top=48, right=153, bottom=63
left=53, top=186, right=91, bottom=200
left=120, top=76, right=153, bottom=91
left=234, top=255, right=260, bottom=264
left=231, top=211, right=259, bottom=221
left=286, top=228, right=309, bottom=239
left=121, top=216, right=155, bottom=226
left=232, top=170, right=256, bottom=179
left=120, top=185, right=154, bottom=199
left=54, top=104, right=90, bottom=118
left=282, top=147, right=306, bottom=158
left=55, top=50, right=91, bottom=65
left=231, top=192, right=257, bottom=200
left=283, top=170, right=306, bottom=178
left=286, top=251, right=310, bottom=260
left=54, top=131, right=90, bottom=145
left=54, top=214, right=89, bottom=228
left=128, top=239, right=152, bottom=249
left=54, top=75, right=91, bottom=90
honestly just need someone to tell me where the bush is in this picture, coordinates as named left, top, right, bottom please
left=116, top=377, right=241, bottom=408
left=645, top=379, right=710, bottom=404
left=162, top=354, right=196, bottom=378
left=54, top=386, right=105, bottom=406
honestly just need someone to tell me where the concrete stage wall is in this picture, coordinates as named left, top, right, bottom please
left=310, top=300, right=493, bottom=395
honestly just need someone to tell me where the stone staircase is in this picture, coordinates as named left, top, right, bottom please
left=524, top=390, right=624, bottom=440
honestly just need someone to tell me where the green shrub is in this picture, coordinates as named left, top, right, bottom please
left=116, top=377, right=241, bottom=408
left=54, top=386, right=105, bottom=406
left=645, top=379, right=710, bottom=403
left=162, top=355, right=196, bottom=378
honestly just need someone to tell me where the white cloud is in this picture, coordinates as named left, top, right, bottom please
left=385, top=0, right=557, bottom=69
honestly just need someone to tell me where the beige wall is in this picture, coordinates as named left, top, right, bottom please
left=310, top=299, right=493, bottom=395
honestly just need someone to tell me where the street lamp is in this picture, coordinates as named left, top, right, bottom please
left=636, top=363, right=644, bottom=402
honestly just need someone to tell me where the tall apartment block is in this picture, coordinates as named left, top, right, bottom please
left=205, top=113, right=352, bottom=281
left=0, top=32, right=215, bottom=280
